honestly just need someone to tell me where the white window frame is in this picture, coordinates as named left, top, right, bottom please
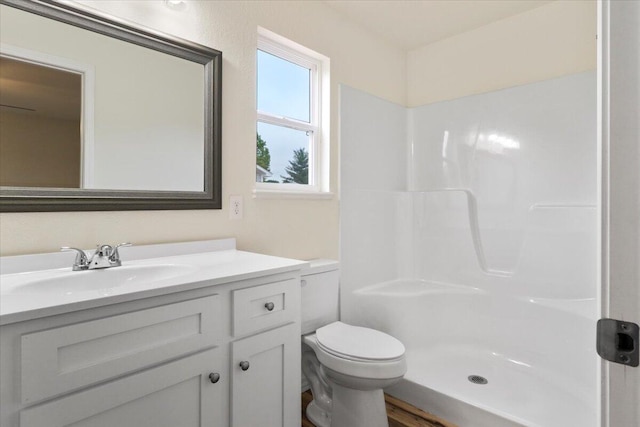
left=255, top=28, right=329, bottom=197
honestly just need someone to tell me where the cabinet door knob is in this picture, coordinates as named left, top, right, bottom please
left=264, top=302, right=275, bottom=311
left=208, top=372, right=221, bottom=383
left=239, top=361, right=250, bottom=371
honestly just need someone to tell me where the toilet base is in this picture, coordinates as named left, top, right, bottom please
left=330, top=383, right=388, bottom=427
left=301, top=330, right=404, bottom=427
left=306, top=399, right=331, bottom=427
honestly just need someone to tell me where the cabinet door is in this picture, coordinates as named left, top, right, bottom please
left=231, top=323, right=301, bottom=427
left=21, top=295, right=220, bottom=405
left=20, top=348, right=224, bottom=427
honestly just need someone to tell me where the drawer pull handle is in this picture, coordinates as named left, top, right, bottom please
left=264, top=302, right=275, bottom=311
left=209, top=372, right=221, bottom=383
left=239, top=361, right=250, bottom=371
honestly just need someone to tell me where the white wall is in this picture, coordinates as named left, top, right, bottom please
left=409, top=71, right=597, bottom=299
left=340, top=71, right=597, bottom=307
left=407, top=0, right=596, bottom=107
left=0, top=0, right=597, bottom=261
left=0, top=0, right=406, bottom=257
left=339, top=0, right=597, bottom=310
left=339, top=85, right=409, bottom=306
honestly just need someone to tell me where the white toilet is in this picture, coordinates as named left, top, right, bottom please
left=301, top=260, right=407, bottom=427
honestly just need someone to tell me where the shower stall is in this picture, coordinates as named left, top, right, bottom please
left=339, top=70, right=599, bottom=427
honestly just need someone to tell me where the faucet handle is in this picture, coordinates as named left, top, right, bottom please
left=110, top=242, right=132, bottom=263
left=61, top=247, right=89, bottom=270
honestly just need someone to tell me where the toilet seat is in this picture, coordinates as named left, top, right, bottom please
left=316, top=321, right=405, bottom=361
left=303, top=322, right=407, bottom=380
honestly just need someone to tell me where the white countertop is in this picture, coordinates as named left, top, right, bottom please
left=0, top=240, right=308, bottom=325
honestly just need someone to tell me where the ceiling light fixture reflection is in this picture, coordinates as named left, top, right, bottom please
left=442, top=130, right=450, bottom=159
left=487, top=133, right=520, bottom=150
left=476, top=133, right=520, bottom=154
left=164, top=0, right=186, bottom=10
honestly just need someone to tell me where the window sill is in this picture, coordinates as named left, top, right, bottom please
left=252, top=189, right=334, bottom=200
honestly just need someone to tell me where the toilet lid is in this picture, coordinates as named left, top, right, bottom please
left=315, top=321, right=405, bottom=361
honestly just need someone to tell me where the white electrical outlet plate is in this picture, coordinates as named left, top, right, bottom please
left=229, top=195, right=243, bottom=220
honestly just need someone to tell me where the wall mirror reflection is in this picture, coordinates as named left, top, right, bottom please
left=1, top=56, right=83, bottom=188
left=0, top=0, right=222, bottom=211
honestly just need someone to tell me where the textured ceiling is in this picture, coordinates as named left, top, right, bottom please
left=324, top=0, right=554, bottom=50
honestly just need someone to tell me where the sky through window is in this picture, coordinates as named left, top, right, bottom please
left=257, top=49, right=311, bottom=182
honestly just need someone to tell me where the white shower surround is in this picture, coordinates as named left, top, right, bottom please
left=339, top=72, right=598, bottom=427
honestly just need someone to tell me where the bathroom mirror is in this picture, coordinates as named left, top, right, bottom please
left=0, top=0, right=222, bottom=211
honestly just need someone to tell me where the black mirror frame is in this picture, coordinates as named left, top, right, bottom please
left=0, top=0, right=222, bottom=211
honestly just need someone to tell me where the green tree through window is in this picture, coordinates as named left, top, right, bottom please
left=256, top=133, right=271, bottom=171
left=281, top=148, right=308, bottom=184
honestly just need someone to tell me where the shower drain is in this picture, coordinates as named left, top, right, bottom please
left=467, top=375, right=488, bottom=385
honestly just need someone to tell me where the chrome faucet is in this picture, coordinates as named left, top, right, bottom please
left=60, top=247, right=90, bottom=271
left=61, top=243, right=132, bottom=270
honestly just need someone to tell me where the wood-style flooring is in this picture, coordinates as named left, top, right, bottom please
left=301, top=391, right=458, bottom=427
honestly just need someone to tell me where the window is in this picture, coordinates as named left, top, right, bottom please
left=256, top=29, right=328, bottom=195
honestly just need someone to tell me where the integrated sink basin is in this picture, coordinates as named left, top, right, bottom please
left=3, top=264, right=197, bottom=296
left=0, top=239, right=311, bottom=326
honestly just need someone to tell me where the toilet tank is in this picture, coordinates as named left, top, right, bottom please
left=301, top=259, right=339, bottom=335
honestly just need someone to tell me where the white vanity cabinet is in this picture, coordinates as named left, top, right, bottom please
left=0, top=268, right=302, bottom=427
left=230, top=280, right=301, bottom=427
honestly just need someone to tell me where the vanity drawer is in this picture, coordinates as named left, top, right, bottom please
left=232, top=279, right=300, bottom=337
left=21, top=295, right=220, bottom=405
